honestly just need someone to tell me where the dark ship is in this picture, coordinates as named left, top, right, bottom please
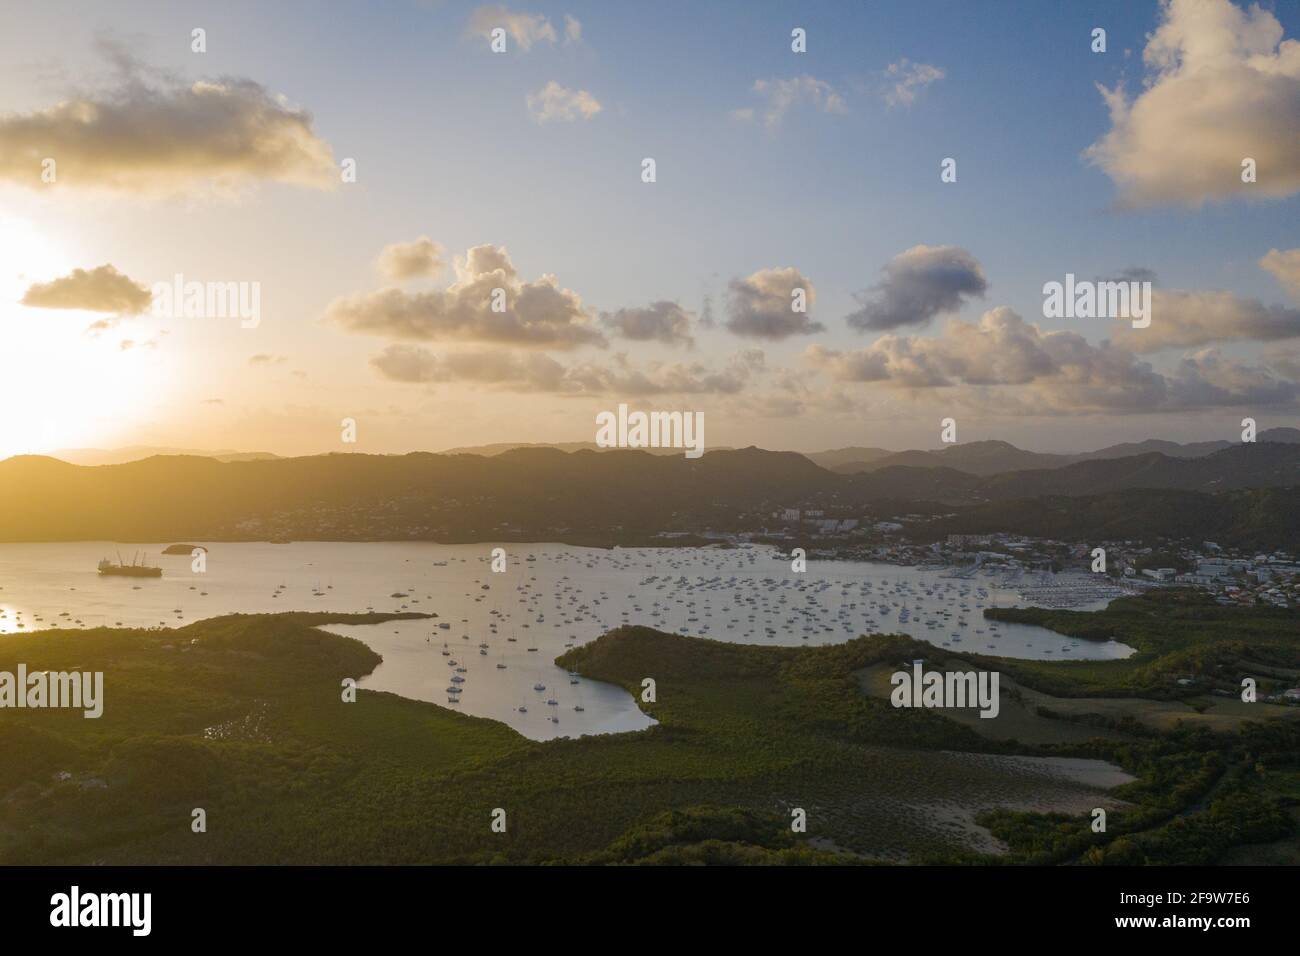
left=97, top=551, right=162, bottom=578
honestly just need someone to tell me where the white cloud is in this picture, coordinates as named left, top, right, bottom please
left=725, top=268, right=824, bottom=339
left=0, top=44, right=336, bottom=195
left=1113, top=289, right=1300, bottom=352
left=526, top=81, right=602, bottom=123
left=1084, top=0, right=1300, bottom=206
left=466, top=5, right=558, bottom=50
left=1261, top=248, right=1300, bottom=303
left=21, top=264, right=151, bottom=314
left=328, top=244, right=605, bottom=349
left=805, top=306, right=1299, bottom=413
left=601, top=301, right=694, bottom=347
left=377, top=237, right=445, bottom=280
left=882, top=59, right=945, bottom=107
left=734, top=75, right=846, bottom=130
left=372, top=346, right=763, bottom=396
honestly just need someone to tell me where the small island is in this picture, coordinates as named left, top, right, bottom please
left=162, top=544, right=206, bottom=555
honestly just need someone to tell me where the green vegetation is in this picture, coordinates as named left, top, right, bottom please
left=1, top=593, right=1297, bottom=865
left=924, top=486, right=1300, bottom=552
left=1132, top=551, right=1192, bottom=574
left=986, top=590, right=1300, bottom=698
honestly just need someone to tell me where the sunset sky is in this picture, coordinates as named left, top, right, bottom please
left=0, top=0, right=1297, bottom=458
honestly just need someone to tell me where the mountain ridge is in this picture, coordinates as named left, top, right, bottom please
left=35, top=427, right=1300, bottom=471
left=816, top=429, right=1300, bottom=476
left=0, top=442, right=1296, bottom=543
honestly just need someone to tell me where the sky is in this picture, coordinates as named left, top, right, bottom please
left=0, top=0, right=1297, bottom=458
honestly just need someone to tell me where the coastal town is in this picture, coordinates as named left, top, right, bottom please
left=722, top=508, right=1300, bottom=611
left=222, top=493, right=1300, bottom=614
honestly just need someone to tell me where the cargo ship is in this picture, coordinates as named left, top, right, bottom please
left=97, top=552, right=163, bottom=578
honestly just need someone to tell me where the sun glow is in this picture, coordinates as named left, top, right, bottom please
left=0, top=216, right=164, bottom=459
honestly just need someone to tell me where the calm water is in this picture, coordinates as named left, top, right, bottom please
left=0, top=542, right=1134, bottom=740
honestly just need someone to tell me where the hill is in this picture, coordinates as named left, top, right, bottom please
left=820, top=430, right=1300, bottom=476
left=977, top=443, right=1300, bottom=499
left=803, top=446, right=894, bottom=469
left=0, top=442, right=1294, bottom=545
left=923, top=486, right=1300, bottom=552
left=440, top=441, right=737, bottom=457
left=0, top=446, right=834, bottom=542
left=50, top=446, right=280, bottom=466
left=832, top=440, right=1071, bottom=476
left=2, top=600, right=1296, bottom=864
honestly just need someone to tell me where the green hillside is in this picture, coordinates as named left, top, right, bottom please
left=1, top=596, right=1296, bottom=865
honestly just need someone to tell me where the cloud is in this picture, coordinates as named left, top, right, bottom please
left=21, top=264, right=151, bottom=314
left=724, top=268, right=823, bottom=340
left=1084, top=0, right=1300, bottom=207
left=526, top=81, right=602, bottom=123
left=466, top=5, right=558, bottom=50
left=811, top=308, right=1062, bottom=388
left=1113, top=289, right=1300, bottom=352
left=119, top=331, right=165, bottom=351
left=564, top=15, right=582, bottom=44
left=0, top=45, right=336, bottom=195
left=328, top=243, right=606, bottom=349
left=372, top=345, right=567, bottom=389
left=805, top=306, right=1297, bottom=413
left=248, top=353, right=288, bottom=366
left=732, top=75, right=846, bottom=130
left=845, top=245, right=987, bottom=332
left=377, top=237, right=445, bottom=280
left=600, top=301, right=694, bottom=346
left=563, top=350, right=763, bottom=396
left=1166, top=348, right=1300, bottom=408
left=882, top=59, right=945, bottom=107
left=1261, top=248, right=1300, bottom=303
left=1096, top=266, right=1158, bottom=285
left=1268, top=345, right=1300, bottom=380
left=372, top=346, right=763, bottom=396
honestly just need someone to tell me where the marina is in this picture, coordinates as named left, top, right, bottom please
left=0, top=541, right=1135, bottom=741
